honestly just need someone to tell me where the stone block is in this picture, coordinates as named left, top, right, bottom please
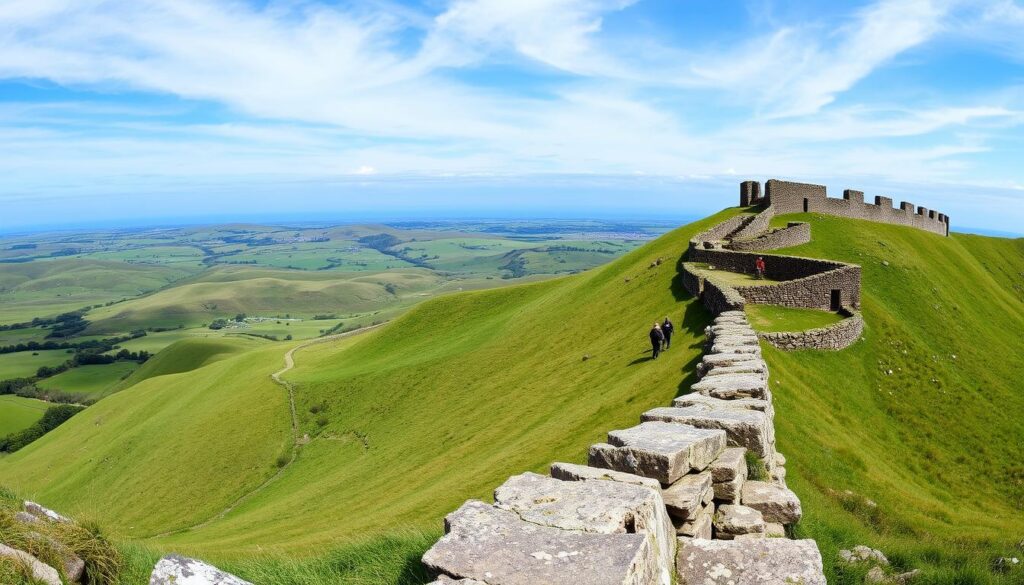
left=740, top=481, right=802, bottom=525
left=661, top=471, right=712, bottom=520
left=709, top=343, right=760, bottom=355
left=700, top=363, right=768, bottom=380
left=423, top=500, right=663, bottom=585
left=691, top=374, right=770, bottom=400
left=149, top=555, right=252, bottom=585
left=0, top=544, right=61, bottom=585
left=24, top=501, right=71, bottom=524
left=712, top=474, right=744, bottom=505
left=709, top=334, right=759, bottom=346
left=676, top=538, right=826, bottom=585
left=589, top=422, right=726, bottom=484
left=713, top=505, right=765, bottom=540
left=494, top=472, right=674, bottom=576
left=549, top=462, right=661, bottom=491
left=642, top=406, right=774, bottom=457
left=674, top=394, right=773, bottom=419
left=701, top=353, right=766, bottom=370
left=674, top=504, right=713, bottom=539
left=708, top=447, right=748, bottom=483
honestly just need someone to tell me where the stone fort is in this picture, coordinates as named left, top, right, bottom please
left=741, top=179, right=950, bottom=236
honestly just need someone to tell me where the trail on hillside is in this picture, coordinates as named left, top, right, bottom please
left=150, top=323, right=386, bottom=539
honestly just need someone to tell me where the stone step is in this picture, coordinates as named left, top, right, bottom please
left=708, top=333, right=759, bottom=346
left=709, top=343, right=761, bottom=355
left=676, top=538, right=826, bottom=585
left=423, top=500, right=663, bottom=585
left=549, top=462, right=661, bottom=490
left=642, top=406, right=774, bottom=458
left=700, top=353, right=766, bottom=370
left=739, top=481, right=802, bottom=525
left=673, top=394, right=773, bottom=419
left=713, top=505, right=766, bottom=540
left=699, top=363, right=768, bottom=380
left=589, top=422, right=727, bottom=485
left=493, top=472, right=674, bottom=578
left=691, top=374, right=770, bottom=400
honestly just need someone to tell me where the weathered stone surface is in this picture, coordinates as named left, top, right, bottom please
left=673, top=394, right=773, bottom=419
left=427, top=578, right=488, bottom=585
left=0, top=544, right=62, bottom=585
left=589, top=422, right=726, bottom=484
left=701, top=353, right=763, bottom=369
left=149, top=555, right=252, bottom=585
left=661, top=472, right=712, bottom=520
left=24, top=531, right=85, bottom=584
left=676, top=538, right=826, bottom=585
left=713, top=505, right=765, bottom=539
left=494, top=472, right=674, bottom=577
left=713, top=474, right=744, bottom=504
left=675, top=504, right=713, bottom=539
left=15, top=510, right=39, bottom=524
left=701, top=362, right=768, bottom=379
left=24, top=500, right=71, bottom=524
left=708, top=447, right=748, bottom=483
left=740, top=481, right=802, bottom=524
left=709, top=343, right=760, bottom=355
left=549, top=462, right=661, bottom=491
left=423, top=500, right=663, bottom=585
left=642, top=406, right=773, bottom=457
left=839, top=545, right=889, bottom=566
left=691, top=374, right=769, bottom=400
left=765, top=522, right=786, bottom=537
left=774, top=452, right=787, bottom=467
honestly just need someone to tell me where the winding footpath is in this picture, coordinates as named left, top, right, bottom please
left=150, top=323, right=386, bottom=539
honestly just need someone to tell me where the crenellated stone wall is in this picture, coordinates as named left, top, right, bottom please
left=728, top=221, right=810, bottom=251
left=753, top=179, right=950, bottom=236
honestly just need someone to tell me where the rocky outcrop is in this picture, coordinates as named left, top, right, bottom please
left=676, top=538, right=826, bottom=585
left=149, top=554, right=252, bottom=585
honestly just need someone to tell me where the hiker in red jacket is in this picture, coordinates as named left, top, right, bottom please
left=755, top=256, right=766, bottom=279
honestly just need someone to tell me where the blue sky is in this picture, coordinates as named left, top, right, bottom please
left=1, top=0, right=1024, bottom=234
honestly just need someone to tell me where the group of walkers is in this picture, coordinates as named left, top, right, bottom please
left=648, top=317, right=674, bottom=360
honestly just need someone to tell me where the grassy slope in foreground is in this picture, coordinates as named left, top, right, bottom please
left=1, top=210, right=1022, bottom=584
left=763, top=213, right=1024, bottom=583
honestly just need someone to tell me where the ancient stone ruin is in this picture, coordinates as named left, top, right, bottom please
left=421, top=311, right=826, bottom=584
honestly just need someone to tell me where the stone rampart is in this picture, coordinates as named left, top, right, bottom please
left=728, top=222, right=810, bottom=251
left=729, top=204, right=776, bottom=241
left=690, top=215, right=750, bottom=247
left=421, top=310, right=825, bottom=585
left=754, top=179, right=949, bottom=236
left=759, top=309, right=864, bottom=351
left=681, top=264, right=746, bottom=314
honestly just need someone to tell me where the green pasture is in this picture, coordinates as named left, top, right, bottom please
left=0, top=350, right=72, bottom=380
left=745, top=305, right=847, bottom=332
left=37, top=362, right=138, bottom=396
left=0, top=395, right=50, bottom=437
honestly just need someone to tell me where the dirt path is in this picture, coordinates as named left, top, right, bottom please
left=149, top=323, right=386, bottom=539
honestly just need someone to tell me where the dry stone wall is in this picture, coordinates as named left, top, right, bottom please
left=421, top=311, right=825, bottom=585
left=759, top=310, right=865, bottom=351
left=757, top=179, right=949, bottom=236
left=729, top=204, right=776, bottom=241
left=729, top=221, right=810, bottom=251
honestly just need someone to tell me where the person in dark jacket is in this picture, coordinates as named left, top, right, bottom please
left=661, top=317, right=674, bottom=350
left=649, top=322, right=664, bottom=360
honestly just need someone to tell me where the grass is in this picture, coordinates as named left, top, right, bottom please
left=36, top=362, right=139, bottom=396
left=689, top=263, right=780, bottom=286
left=0, top=395, right=50, bottom=436
left=745, top=304, right=847, bottom=332
left=0, top=209, right=1022, bottom=584
left=0, top=349, right=72, bottom=380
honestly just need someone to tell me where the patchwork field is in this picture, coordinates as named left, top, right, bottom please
left=0, top=395, right=50, bottom=436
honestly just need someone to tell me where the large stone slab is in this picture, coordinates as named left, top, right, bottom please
left=708, top=447, right=748, bottom=484
left=661, top=471, right=712, bottom=520
left=676, top=538, right=825, bottom=584
left=713, top=474, right=744, bottom=504
left=427, top=578, right=488, bottom=585
left=713, top=505, right=765, bottom=540
left=700, top=353, right=766, bottom=370
left=494, top=472, right=674, bottom=578
left=700, top=362, right=768, bottom=379
left=673, top=394, right=772, bottom=418
left=642, top=406, right=773, bottom=457
left=709, top=333, right=759, bottom=346
left=589, top=422, right=726, bottom=484
left=740, top=481, right=802, bottom=525
left=423, top=500, right=663, bottom=585
left=691, top=374, right=769, bottom=400
left=550, top=462, right=661, bottom=491
left=0, top=544, right=61, bottom=585
left=149, top=555, right=252, bottom=585
left=709, top=343, right=761, bottom=355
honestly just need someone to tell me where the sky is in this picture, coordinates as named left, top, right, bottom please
left=1, top=0, right=1023, bottom=234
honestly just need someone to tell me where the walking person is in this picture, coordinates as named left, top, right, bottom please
left=755, top=256, right=766, bottom=279
left=661, top=316, right=674, bottom=350
left=649, top=322, right=664, bottom=360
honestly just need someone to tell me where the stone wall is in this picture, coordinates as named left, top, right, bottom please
left=421, top=311, right=826, bottom=585
left=729, top=222, right=810, bottom=251
left=759, top=309, right=864, bottom=351
left=690, top=214, right=750, bottom=247
left=755, top=179, right=949, bottom=236
left=688, top=246, right=861, bottom=311
left=729, top=205, right=776, bottom=241
left=682, top=264, right=746, bottom=314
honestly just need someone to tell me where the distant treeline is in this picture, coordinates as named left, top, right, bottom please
left=0, top=329, right=147, bottom=355
left=0, top=404, right=85, bottom=453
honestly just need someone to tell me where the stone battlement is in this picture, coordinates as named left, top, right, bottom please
left=741, top=179, right=950, bottom=236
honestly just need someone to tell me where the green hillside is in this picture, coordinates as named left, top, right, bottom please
left=0, top=209, right=1021, bottom=584
left=0, top=395, right=50, bottom=436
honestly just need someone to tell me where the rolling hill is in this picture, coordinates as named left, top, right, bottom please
left=1, top=209, right=1022, bottom=584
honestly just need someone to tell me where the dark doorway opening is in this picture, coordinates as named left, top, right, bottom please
left=803, top=198, right=810, bottom=212
left=830, top=289, right=842, bottom=311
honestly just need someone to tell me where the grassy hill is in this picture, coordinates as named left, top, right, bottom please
left=0, top=209, right=1021, bottom=584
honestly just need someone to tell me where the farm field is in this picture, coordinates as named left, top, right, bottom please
left=36, top=362, right=138, bottom=397
left=0, top=349, right=72, bottom=380
left=0, top=395, right=50, bottom=436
